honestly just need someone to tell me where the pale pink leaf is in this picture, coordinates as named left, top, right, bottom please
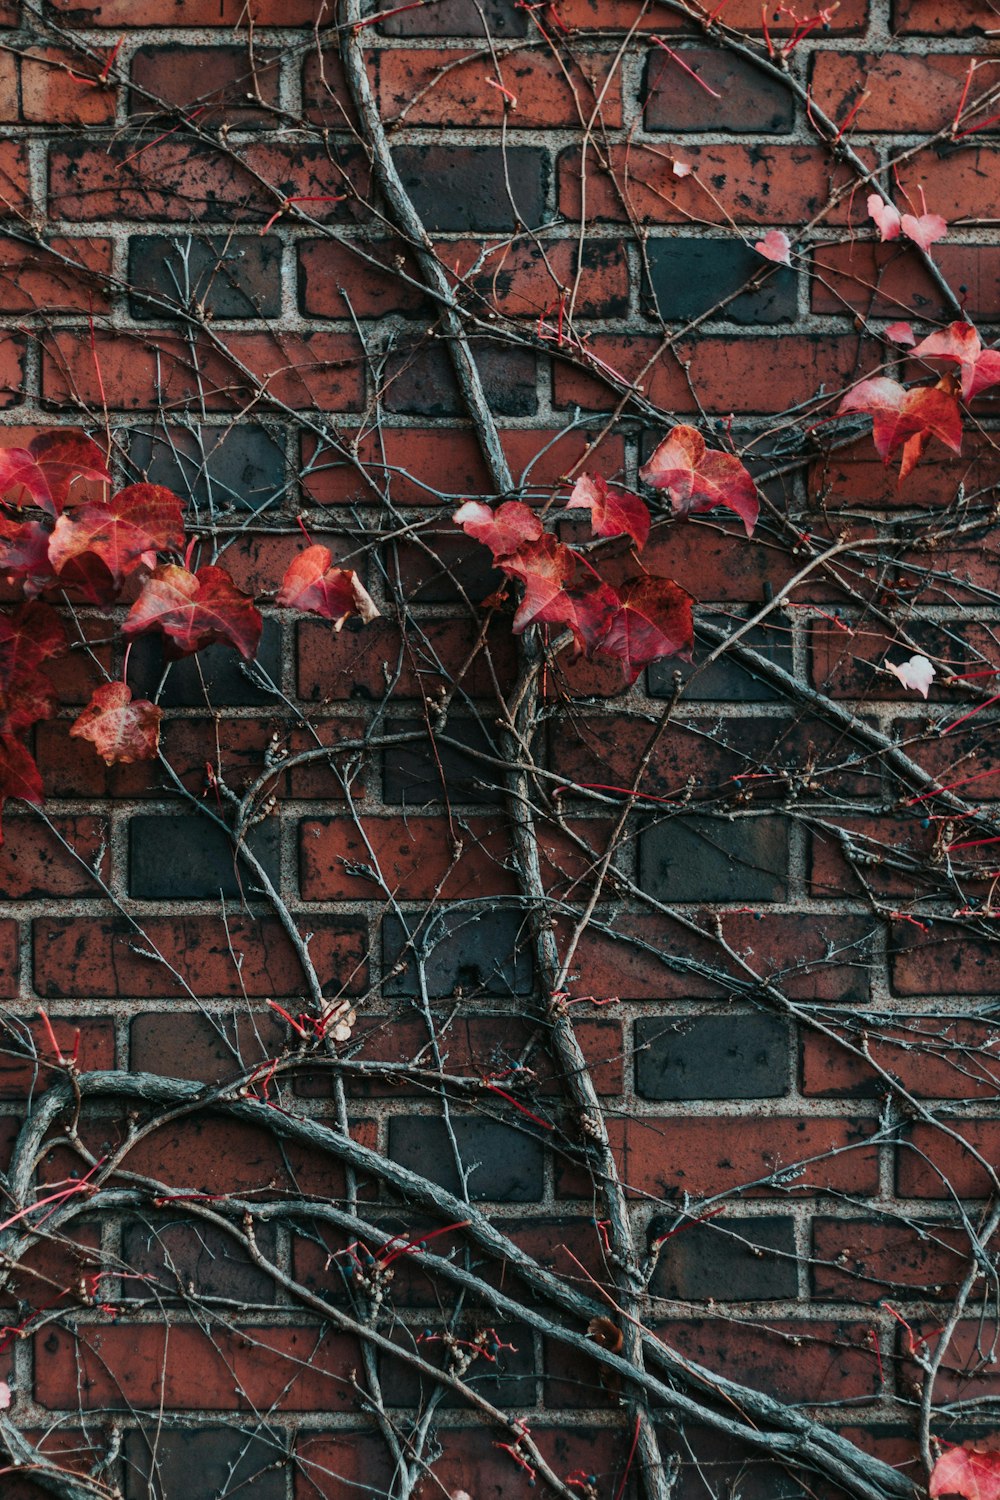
left=753, top=229, right=791, bottom=266
left=885, top=321, right=916, bottom=346
left=867, top=194, right=901, bottom=242
left=901, top=211, right=948, bottom=252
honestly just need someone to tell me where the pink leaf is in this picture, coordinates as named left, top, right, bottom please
left=639, top=425, right=759, bottom=536
left=838, top=377, right=963, bottom=464
left=885, top=321, right=916, bottom=346
left=70, top=681, right=163, bottom=765
left=911, top=321, right=1000, bottom=401
left=753, top=229, right=791, bottom=266
left=277, top=545, right=380, bottom=628
left=566, top=474, right=650, bottom=550
left=452, top=500, right=543, bottom=561
left=901, top=211, right=948, bottom=252
left=867, top=194, right=901, bottom=242
left=931, top=1444, right=1000, bottom=1500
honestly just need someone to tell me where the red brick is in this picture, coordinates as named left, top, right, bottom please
left=0, top=237, right=113, bottom=315
left=556, top=0, right=867, bottom=29
left=0, top=1016, right=114, bottom=1097
left=557, top=1116, right=879, bottom=1198
left=299, top=238, right=426, bottom=320
left=810, top=52, right=1000, bottom=135
left=375, top=47, right=623, bottom=128
left=130, top=45, right=281, bottom=127
left=898, top=146, right=1000, bottom=227
left=0, top=920, right=18, bottom=998
left=0, top=1, right=16, bottom=22
left=813, top=1217, right=977, bottom=1300
left=894, top=0, right=1000, bottom=34
left=559, top=144, right=863, bottom=226
left=0, top=815, right=108, bottom=898
left=296, top=615, right=516, bottom=702
left=810, top=619, right=997, bottom=701
left=129, top=1010, right=285, bottom=1084
left=808, top=431, right=999, bottom=509
left=32, top=915, right=366, bottom=999
left=656, top=1319, right=879, bottom=1402
left=891, top=926, right=1000, bottom=997
left=802, top=1018, right=1000, bottom=1099
left=35, top=1323, right=361, bottom=1412
left=442, top=236, right=630, bottom=320
left=808, top=814, right=950, bottom=902
left=902, top=1320, right=1000, bottom=1400
left=47, top=0, right=322, bottom=21
left=0, top=334, right=26, bottom=406
left=811, top=240, right=1000, bottom=324
left=645, top=46, right=792, bottom=133
left=0, top=141, right=31, bottom=219
left=20, top=48, right=117, bottom=125
left=898, top=1122, right=1000, bottom=1198
left=42, top=330, right=363, bottom=414
left=48, top=141, right=366, bottom=223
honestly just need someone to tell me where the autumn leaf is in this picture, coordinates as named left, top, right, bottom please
left=838, top=377, right=963, bottom=465
left=639, top=425, right=759, bottom=536
left=0, top=734, right=44, bottom=843
left=453, top=500, right=543, bottom=560
left=123, top=563, right=263, bottom=660
left=500, top=533, right=577, bottom=635
left=70, top=681, right=162, bottom=765
left=0, top=430, right=109, bottom=518
left=930, top=1444, right=1000, bottom=1500
left=900, top=211, right=947, bottom=252
left=885, top=321, right=916, bottom=347
left=753, top=229, right=791, bottom=266
left=48, top=483, right=186, bottom=603
left=276, top=545, right=380, bottom=628
left=566, top=474, right=650, bottom=550
left=0, top=516, right=56, bottom=597
left=595, top=575, right=694, bottom=684
left=0, top=604, right=65, bottom=737
left=885, top=653, right=936, bottom=698
left=912, top=322, right=1000, bottom=402
left=868, top=194, right=901, bottom=242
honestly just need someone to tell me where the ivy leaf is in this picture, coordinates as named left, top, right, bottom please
left=885, top=321, right=916, bottom=347
left=0, top=430, right=110, bottom=518
left=900, top=211, right=947, bottom=252
left=500, top=533, right=577, bottom=635
left=453, top=500, right=543, bottom=560
left=930, top=1444, right=1000, bottom=1500
left=0, top=734, right=44, bottom=841
left=0, top=517, right=57, bottom=598
left=595, top=575, right=695, bottom=684
left=885, top=653, right=936, bottom=698
left=639, top=425, right=759, bottom=536
left=0, top=604, right=65, bottom=736
left=566, top=474, right=650, bottom=550
left=48, top=483, right=186, bottom=603
left=70, top=681, right=163, bottom=765
left=123, top=563, right=263, bottom=660
left=276, top=545, right=380, bottom=628
left=912, top=322, right=1000, bottom=401
left=867, top=194, right=901, bottom=242
left=753, top=229, right=791, bottom=266
left=838, top=376, right=963, bottom=465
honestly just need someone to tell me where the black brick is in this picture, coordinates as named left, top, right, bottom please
left=129, top=813, right=280, bottom=900
left=384, top=719, right=505, bottom=807
left=393, top=146, right=548, bottom=231
left=384, top=342, right=538, bottom=417
left=635, top=1013, right=790, bottom=1100
left=129, top=618, right=282, bottom=708
left=639, top=814, right=789, bottom=903
left=127, top=424, right=287, bottom=514
left=124, top=1427, right=286, bottom=1500
left=383, top=906, right=533, bottom=996
left=379, top=0, right=527, bottom=35
left=649, top=1214, right=798, bottom=1301
left=387, top=1114, right=545, bottom=1201
left=646, top=239, right=797, bottom=325
left=129, top=234, right=282, bottom=319
left=649, top=623, right=794, bottom=703
left=121, top=1216, right=278, bottom=1302
left=381, top=1321, right=536, bottom=1407
left=644, top=48, right=793, bottom=133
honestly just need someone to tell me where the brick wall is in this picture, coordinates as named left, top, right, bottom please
left=0, top=0, right=998, bottom=1496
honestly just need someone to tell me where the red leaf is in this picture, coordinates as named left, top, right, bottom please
left=0, top=604, right=65, bottom=736
left=48, top=483, right=185, bottom=602
left=0, top=517, right=56, bottom=597
left=753, top=229, right=791, bottom=266
left=123, top=563, right=263, bottom=660
left=453, top=500, right=543, bottom=560
left=276, top=545, right=380, bottom=628
left=900, top=211, right=947, bottom=252
left=639, top=425, right=759, bottom=536
left=0, top=432, right=110, bottom=519
left=912, top=322, right=1000, bottom=401
left=595, top=575, right=694, bottom=684
left=838, top=376, right=963, bottom=464
left=0, top=735, right=44, bottom=841
left=500, top=533, right=577, bottom=635
left=70, top=681, right=162, bottom=765
left=566, top=474, right=650, bottom=550
left=931, top=1444, right=1000, bottom=1500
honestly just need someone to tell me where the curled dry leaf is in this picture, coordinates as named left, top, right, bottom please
left=639, top=424, right=759, bottom=536
left=123, top=563, right=263, bottom=661
left=885, top=653, right=936, bottom=698
left=70, top=681, right=163, bottom=765
left=586, top=1316, right=624, bottom=1354
left=930, top=1444, right=1000, bottom=1500
left=566, top=473, right=650, bottom=550
left=277, top=545, right=380, bottom=629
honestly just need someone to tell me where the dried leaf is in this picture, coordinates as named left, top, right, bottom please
left=885, top=653, right=936, bottom=698
left=753, top=229, right=791, bottom=265
left=70, top=682, right=163, bottom=765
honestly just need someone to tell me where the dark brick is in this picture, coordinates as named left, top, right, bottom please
left=649, top=622, right=794, bottom=702
left=128, top=234, right=282, bottom=319
left=387, top=531, right=504, bottom=604
left=130, top=1011, right=286, bottom=1083
left=128, top=813, right=280, bottom=900
left=646, top=239, right=797, bottom=325
left=649, top=1213, right=798, bottom=1301
left=383, top=719, right=505, bottom=807
left=645, top=47, right=794, bottom=133
left=381, top=1322, right=536, bottom=1407
left=121, top=1216, right=278, bottom=1302
left=129, top=44, right=281, bottom=127
left=634, top=1013, right=790, bottom=1100
left=123, top=1426, right=286, bottom=1500
left=378, top=0, right=527, bottom=35
left=384, top=341, right=538, bottom=417
left=383, top=906, right=533, bottom=996
left=129, top=619, right=282, bottom=707
left=127, top=424, right=287, bottom=514
left=387, top=1114, right=545, bottom=1201
left=639, top=815, right=789, bottom=903
left=392, top=146, right=547, bottom=231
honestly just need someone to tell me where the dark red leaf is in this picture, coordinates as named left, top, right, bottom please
left=639, top=425, right=759, bottom=536
left=276, top=545, right=380, bottom=627
left=595, top=575, right=694, bottom=684
left=453, top=500, right=543, bottom=560
left=27, top=430, right=111, bottom=513
left=838, top=376, right=963, bottom=466
left=0, top=735, right=44, bottom=841
left=70, top=681, right=163, bottom=765
left=0, top=604, right=65, bottom=736
left=0, top=517, right=57, bottom=597
left=48, top=483, right=186, bottom=602
left=566, top=474, right=650, bottom=550
left=123, top=563, right=263, bottom=661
